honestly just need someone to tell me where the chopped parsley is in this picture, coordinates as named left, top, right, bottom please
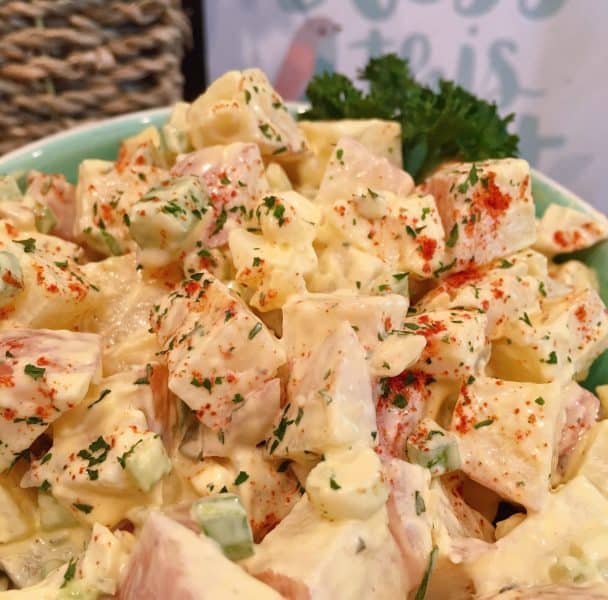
left=87, top=388, right=111, bottom=409
left=77, top=436, right=110, bottom=467
left=302, top=54, right=518, bottom=182
left=329, top=476, right=341, bottom=490
left=393, top=393, right=408, bottom=409
left=498, top=258, right=514, bottom=269
left=117, top=439, right=144, bottom=469
left=446, top=223, right=459, bottom=248
left=134, top=363, right=153, bottom=385
left=212, top=207, right=227, bottom=235
left=14, top=238, right=36, bottom=253
left=534, top=396, right=545, bottom=406
left=61, top=558, right=77, bottom=588
left=234, top=471, right=249, bottom=485
left=72, top=502, right=93, bottom=514
left=474, top=419, right=494, bottom=429
left=415, top=490, right=426, bottom=515
left=519, top=312, right=532, bottom=327
left=248, top=322, right=262, bottom=340
left=545, top=351, right=558, bottom=364
left=24, top=364, right=45, bottom=380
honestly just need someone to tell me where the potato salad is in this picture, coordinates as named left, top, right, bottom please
left=0, top=68, right=608, bottom=600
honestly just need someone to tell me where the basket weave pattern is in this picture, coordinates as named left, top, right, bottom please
left=0, top=0, right=191, bottom=155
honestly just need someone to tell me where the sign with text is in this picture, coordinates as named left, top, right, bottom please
left=206, top=0, right=607, bottom=210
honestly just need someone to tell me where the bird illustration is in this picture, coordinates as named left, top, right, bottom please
left=274, top=16, right=341, bottom=101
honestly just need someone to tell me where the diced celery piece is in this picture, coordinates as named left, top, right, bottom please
left=0, top=251, right=23, bottom=306
left=124, top=436, right=172, bottom=493
left=407, top=419, right=461, bottom=477
left=128, top=176, right=209, bottom=253
left=34, top=204, right=58, bottom=234
left=0, top=176, right=22, bottom=202
left=190, top=494, right=254, bottom=561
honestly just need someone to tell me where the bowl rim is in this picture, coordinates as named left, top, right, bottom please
left=0, top=106, right=171, bottom=165
left=0, top=105, right=602, bottom=219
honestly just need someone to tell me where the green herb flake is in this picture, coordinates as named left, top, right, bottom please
left=134, top=363, right=153, bottom=385
left=73, top=502, right=93, bottom=514
left=87, top=388, right=111, bottom=410
left=474, top=419, right=494, bottom=429
left=117, top=439, right=143, bottom=469
left=446, top=223, right=459, bottom=248
left=329, top=476, right=341, bottom=490
left=234, top=470, right=249, bottom=485
left=519, top=312, right=533, bottom=327
left=534, top=396, right=545, bottom=406
left=415, top=490, right=426, bottom=515
left=393, top=393, right=407, bottom=409
left=24, top=364, right=45, bottom=380
left=546, top=351, right=558, bottom=364
left=14, top=238, right=36, bottom=253
left=248, top=322, right=262, bottom=340
left=61, top=558, right=77, bottom=588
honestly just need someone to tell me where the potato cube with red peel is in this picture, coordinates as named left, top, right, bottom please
left=422, top=158, right=536, bottom=273
left=153, top=271, right=286, bottom=431
left=0, top=328, right=101, bottom=472
left=118, top=512, right=283, bottom=600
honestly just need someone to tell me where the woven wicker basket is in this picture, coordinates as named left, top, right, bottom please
left=0, top=0, right=192, bottom=155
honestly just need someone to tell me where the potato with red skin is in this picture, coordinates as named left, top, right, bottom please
left=422, top=158, right=536, bottom=273
left=118, top=512, right=283, bottom=600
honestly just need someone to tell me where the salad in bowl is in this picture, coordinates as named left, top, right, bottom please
left=0, top=57, right=607, bottom=599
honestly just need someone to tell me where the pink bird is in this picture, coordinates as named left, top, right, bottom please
left=274, top=16, right=341, bottom=101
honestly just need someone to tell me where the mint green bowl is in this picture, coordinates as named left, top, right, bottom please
left=0, top=107, right=606, bottom=390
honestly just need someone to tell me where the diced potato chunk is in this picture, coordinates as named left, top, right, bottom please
left=22, top=367, right=168, bottom=527
left=422, top=158, right=536, bottom=273
left=563, top=420, right=608, bottom=498
left=490, top=287, right=608, bottom=383
left=245, top=497, right=408, bottom=600
left=74, top=159, right=168, bottom=256
left=0, top=232, right=98, bottom=330
left=187, top=69, right=308, bottom=160
left=450, top=377, right=564, bottom=511
left=267, top=322, right=376, bottom=462
left=0, top=328, right=101, bottom=472
left=417, top=250, right=547, bottom=338
left=119, top=512, right=282, bottom=599
left=401, top=309, right=490, bottom=380
left=293, top=119, right=402, bottom=189
left=468, top=477, right=608, bottom=596
left=153, top=271, right=285, bottom=430
left=171, top=142, right=270, bottom=247
left=534, top=204, right=608, bottom=256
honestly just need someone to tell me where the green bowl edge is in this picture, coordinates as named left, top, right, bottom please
left=0, top=107, right=606, bottom=390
